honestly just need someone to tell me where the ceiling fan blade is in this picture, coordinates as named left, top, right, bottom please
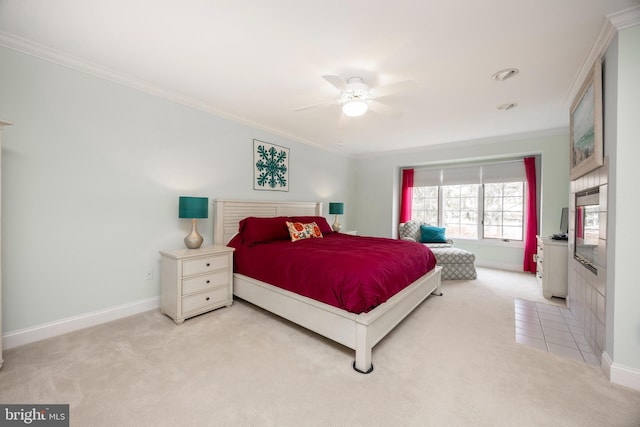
left=322, top=75, right=348, bottom=92
left=368, top=100, right=403, bottom=118
left=372, top=80, right=418, bottom=98
left=293, top=99, right=338, bottom=112
left=338, top=113, right=351, bottom=129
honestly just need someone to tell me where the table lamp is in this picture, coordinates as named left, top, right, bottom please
left=179, top=196, right=208, bottom=249
left=329, top=202, right=344, bottom=232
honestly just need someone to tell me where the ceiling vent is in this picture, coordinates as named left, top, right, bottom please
left=497, top=102, right=518, bottom=111
left=492, top=68, right=519, bottom=81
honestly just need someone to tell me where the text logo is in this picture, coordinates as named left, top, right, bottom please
left=0, top=405, right=69, bottom=426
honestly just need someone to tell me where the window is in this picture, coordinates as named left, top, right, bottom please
left=442, top=184, right=479, bottom=239
left=483, top=182, right=524, bottom=240
left=411, top=186, right=438, bottom=225
left=408, top=160, right=529, bottom=242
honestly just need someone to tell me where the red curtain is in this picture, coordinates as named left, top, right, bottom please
left=576, top=207, right=584, bottom=238
left=400, top=169, right=414, bottom=223
left=523, top=157, right=538, bottom=273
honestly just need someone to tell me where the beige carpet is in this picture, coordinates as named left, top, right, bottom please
left=1, top=268, right=639, bottom=426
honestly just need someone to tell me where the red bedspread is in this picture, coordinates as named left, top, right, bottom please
left=229, top=233, right=436, bottom=314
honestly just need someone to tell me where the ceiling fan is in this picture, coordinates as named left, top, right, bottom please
left=294, top=75, right=418, bottom=119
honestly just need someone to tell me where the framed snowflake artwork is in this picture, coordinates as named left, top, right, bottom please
left=253, top=139, right=289, bottom=191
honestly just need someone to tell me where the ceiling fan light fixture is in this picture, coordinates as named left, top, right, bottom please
left=342, top=100, right=368, bottom=117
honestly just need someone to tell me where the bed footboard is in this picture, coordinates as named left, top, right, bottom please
left=352, top=266, right=442, bottom=373
left=234, top=266, right=441, bottom=374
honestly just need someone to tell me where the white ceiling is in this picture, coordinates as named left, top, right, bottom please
left=0, top=0, right=637, bottom=156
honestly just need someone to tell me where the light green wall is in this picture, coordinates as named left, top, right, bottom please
left=604, top=32, right=619, bottom=366
left=609, top=24, right=640, bottom=371
left=0, top=46, right=353, bottom=332
left=353, top=134, right=569, bottom=270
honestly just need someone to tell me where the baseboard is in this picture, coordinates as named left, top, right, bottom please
left=475, top=261, right=522, bottom=272
left=602, top=351, right=640, bottom=391
left=2, top=297, right=160, bottom=350
left=601, top=351, right=613, bottom=377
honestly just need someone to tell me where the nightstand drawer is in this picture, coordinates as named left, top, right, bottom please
left=181, top=286, right=229, bottom=314
left=182, top=270, right=229, bottom=295
left=183, top=254, right=228, bottom=276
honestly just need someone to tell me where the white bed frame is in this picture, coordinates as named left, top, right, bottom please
left=213, top=199, right=442, bottom=373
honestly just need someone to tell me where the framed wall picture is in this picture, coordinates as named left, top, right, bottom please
left=253, top=139, right=289, bottom=191
left=569, top=59, right=603, bottom=180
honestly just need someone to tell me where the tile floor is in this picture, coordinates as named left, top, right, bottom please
left=514, top=298, right=600, bottom=365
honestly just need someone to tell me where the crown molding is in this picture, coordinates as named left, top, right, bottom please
left=609, top=4, right=640, bottom=30
left=354, top=127, right=567, bottom=160
left=0, top=31, right=344, bottom=156
left=0, top=31, right=197, bottom=106
left=564, top=6, right=640, bottom=108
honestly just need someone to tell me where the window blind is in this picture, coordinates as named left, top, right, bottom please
left=413, top=168, right=442, bottom=187
left=441, top=165, right=481, bottom=185
left=481, top=161, right=525, bottom=183
left=411, top=159, right=526, bottom=186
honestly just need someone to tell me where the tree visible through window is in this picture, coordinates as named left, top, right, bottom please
left=443, top=184, right=479, bottom=239
left=484, top=182, right=524, bottom=240
left=411, top=186, right=438, bottom=225
left=410, top=181, right=524, bottom=241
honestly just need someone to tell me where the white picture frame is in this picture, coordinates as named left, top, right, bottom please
left=253, top=139, right=289, bottom=192
left=569, top=59, right=603, bottom=180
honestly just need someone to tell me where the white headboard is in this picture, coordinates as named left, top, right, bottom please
left=213, top=199, right=323, bottom=245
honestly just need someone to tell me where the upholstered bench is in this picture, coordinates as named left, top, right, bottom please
left=399, top=220, right=477, bottom=280
left=428, top=247, right=477, bottom=280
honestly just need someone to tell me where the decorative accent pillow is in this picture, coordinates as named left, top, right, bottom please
left=240, top=216, right=291, bottom=246
left=290, top=216, right=333, bottom=234
left=286, top=221, right=323, bottom=242
left=420, top=225, right=447, bottom=243
left=308, top=222, right=323, bottom=238
left=399, top=220, right=422, bottom=242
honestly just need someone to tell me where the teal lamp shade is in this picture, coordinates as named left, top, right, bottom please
left=179, top=196, right=208, bottom=249
left=329, top=203, right=344, bottom=215
left=329, top=202, right=344, bottom=232
left=179, top=196, right=208, bottom=219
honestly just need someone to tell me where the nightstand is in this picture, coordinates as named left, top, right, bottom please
left=159, top=245, right=234, bottom=324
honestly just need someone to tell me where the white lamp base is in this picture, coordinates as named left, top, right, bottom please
left=332, top=216, right=342, bottom=232
left=184, top=219, right=204, bottom=249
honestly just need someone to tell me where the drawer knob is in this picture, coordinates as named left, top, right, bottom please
left=206, top=263, right=211, bottom=267
left=206, top=280, right=210, bottom=284
left=206, top=297, right=210, bottom=301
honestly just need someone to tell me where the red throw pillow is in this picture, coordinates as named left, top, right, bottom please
left=240, top=216, right=291, bottom=245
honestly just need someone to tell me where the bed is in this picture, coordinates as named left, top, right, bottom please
left=213, top=199, right=442, bottom=373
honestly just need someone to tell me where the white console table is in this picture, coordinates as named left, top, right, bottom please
left=535, top=235, right=568, bottom=298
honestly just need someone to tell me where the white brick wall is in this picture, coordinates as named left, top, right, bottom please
left=568, top=158, right=608, bottom=358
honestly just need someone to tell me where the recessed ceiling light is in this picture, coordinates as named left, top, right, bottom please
left=492, top=68, right=519, bottom=81
left=497, top=103, right=518, bottom=111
